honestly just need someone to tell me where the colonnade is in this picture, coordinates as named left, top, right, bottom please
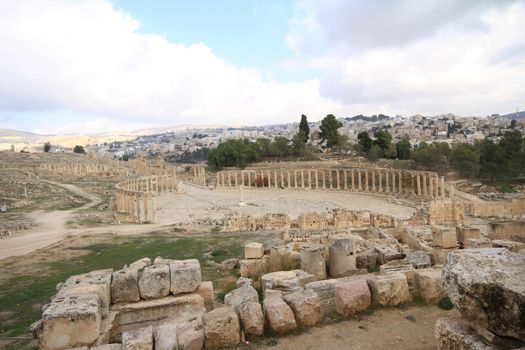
left=115, top=174, right=178, bottom=223
left=215, top=167, right=447, bottom=199
left=40, top=163, right=127, bottom=176
left=192, top=166, right=206, bottom=186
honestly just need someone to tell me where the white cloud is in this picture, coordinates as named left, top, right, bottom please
left=286, top=0, right=525, bottom=116
left=0, top=0, right=347, bottom=132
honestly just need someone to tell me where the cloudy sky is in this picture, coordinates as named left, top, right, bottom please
left=0, top=0, right=524, bottom=134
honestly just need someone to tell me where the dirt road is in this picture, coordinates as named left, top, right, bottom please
left=0, top=181, right=166, bottom=260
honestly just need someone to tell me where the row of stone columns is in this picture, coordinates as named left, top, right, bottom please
left=192, top=166, right=206, bottom=186
left=115, top=174, right=178, bottom=224
left=215, top=168, right=447, bottom=198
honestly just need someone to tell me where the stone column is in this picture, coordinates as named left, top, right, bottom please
left=365, top=170, right=369, bottom=192
left=322, top=170, right=326, bottom=189
left=429, top=176, right=434, bottom=198
left=391, top=172, right=396, bottom=192
left=416, top=174, right=421, bottom=195
left=358, top=170, right=362, bottom=191
left=337, top=170, right=341, bottom=189
left=234, top=171, right=238, bottom=187
left=423, top=175, right=428, bottom=196
left=398, top=172, right=403, bottom=193
left=144, top=194, right=148, bottom=222
left=379, top=171, right=383, bottom=192
left=152, top=196, right=157, bottom=224
left=221, top=173, right=225, bottom=188
left=330, top=170, right=334, bottom=189
left=294, top=170, right=298, bottom=189
left=280, top=170, right=284, bottom=188
left=247, top=171, right=251, bottom=187
left=344, top=170, right=348, bottom=190
left=372, top=170, right=376, bottom=192
left=441, top=176, right=445, bottom=198
left=301, top=170, right=305, bottom=189
left=315, top=170, right=319, bottom=189
left=136, top=195, right=142, bottom=223
left=351, top=170, right=355, bottom=191
left=287, top=171, right=291, bottom=189
left=435, top=176, right=439, bottom=198
left=386, top=171, right=390, bottom=192
left=308, top=170, right=312, bottom=189
left=274, top=171, right=278, bottom=189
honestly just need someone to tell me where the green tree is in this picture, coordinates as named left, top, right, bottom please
left=367, top=145, right=382, bottom=161
left=73, top=145, right=85, bottom=154
left=269, top=136, right=290, bottom=157
left=373, top=130, right=392, bottom=151
left=255, top=138, right=271, bottom=157
left=292, top=131, right=306, bottom=156
left=396, top=139, right=411, bottom=160
left=319, top=114, right=343, bottom=149
left=384, top=143, right=397, bottom=159
left=207, top=139, right=260, bottom=170
left=478, top=139, right=504, bottom=181
left=450, top=143, right=480, bottom=178
left=357, top=131, right=372, bottom=154
left=44, top=142, right=51, bottom=153
left=499, top=130, right=524, bottom=177
left=298, top=114, right=310, bottom=143
left=411, top=142, right=450, bottom=174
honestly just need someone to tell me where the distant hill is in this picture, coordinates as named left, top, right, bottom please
left=0, top=129, right=42, bottom=138
left=345, top=114, right=391, bottom=122
left=501, top=111, right=525, bottom=120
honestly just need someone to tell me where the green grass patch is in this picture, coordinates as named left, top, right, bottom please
left=438, top=297, right=454, bottom=310
left=0, top=233, right=260, bottom=342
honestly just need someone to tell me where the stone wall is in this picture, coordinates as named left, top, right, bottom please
left=466, top=198, right=525, bottom=218
left=427, top=199, right=464, bottom=225
left=222, top=209, right=398, bottom=232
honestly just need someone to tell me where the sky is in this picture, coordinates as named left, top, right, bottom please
left=0, top=0, right=524, bottom=134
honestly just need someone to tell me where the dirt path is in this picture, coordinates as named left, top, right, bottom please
left=254, top=305, right=458, bottom=350
left=0, top=180, right=103, bottom=260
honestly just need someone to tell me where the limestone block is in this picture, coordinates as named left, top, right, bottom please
left=405, top=251, right=431, bottom=269
left=263, top=289, right=284, bottom=300
left=379, top=260, right=416, bottom=288
left=305, top=279, right=338, bottom=321
left=245, top=242, right=264, bottom=259
left=169, top=259, right=201, bottom=294
left=434, top=317, right=497, bottom=350
left=300, top=246, right=327, bottom=280
left=236, top=277, right=253, bottom=288
left=491, top=239, right=525, bottom=253
left=414, top=268, right=444, bottom=304
left=433, top=247, right=456, bottom=265
left=111, top=269, right=140, bottom=304
left=42, top=294, right=101, bottom=350
left=261, top=270, right=315, bottom=295
left=122, top=326, right=153, bottom=350
left=283, top=289, right=321, bottom=327
left=263, top=297, right=297, bottom=334
left=268, top=245, right=301, bottom=272
left=195, top=281, right=214, bottom=311
left=238, top=301, right=264, bottom=336
left=335, top=279, right=371, bottom=317
left=224, top=284, right=259, bottom=312
left=138, top=264, right=170, bottom=300
left=329, top=236, right=356, bottom=277
left=239, top=256, right=268, bottom=280
left=375, top=246, right=405, bottom=265
left=456, top=226, right=481, bottom=243
left=220, top=258, right=239, bottom=271
left=176, top=315, right=204, bottom=350
left=203, top=307, right=241, bottom=350
left=154, top=322, right=178, bottom=350
left=112, top=294, right=204, bottom=341
left=442, top=248, right=525, bottom=342
left=90, top=345, right=122, bottom=350
left=464, top=238, right=492, bottom=249
left=367, top=273, right=411, bottom=307
left=433, top=226, right=457, bottom=248
left=153, top=257, right=174, bottom=265
left=58, top=269, right=112, bottom=317
left=356, top=250, right=378, bottom=270
left=129, top=258, right=152, bottom=271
